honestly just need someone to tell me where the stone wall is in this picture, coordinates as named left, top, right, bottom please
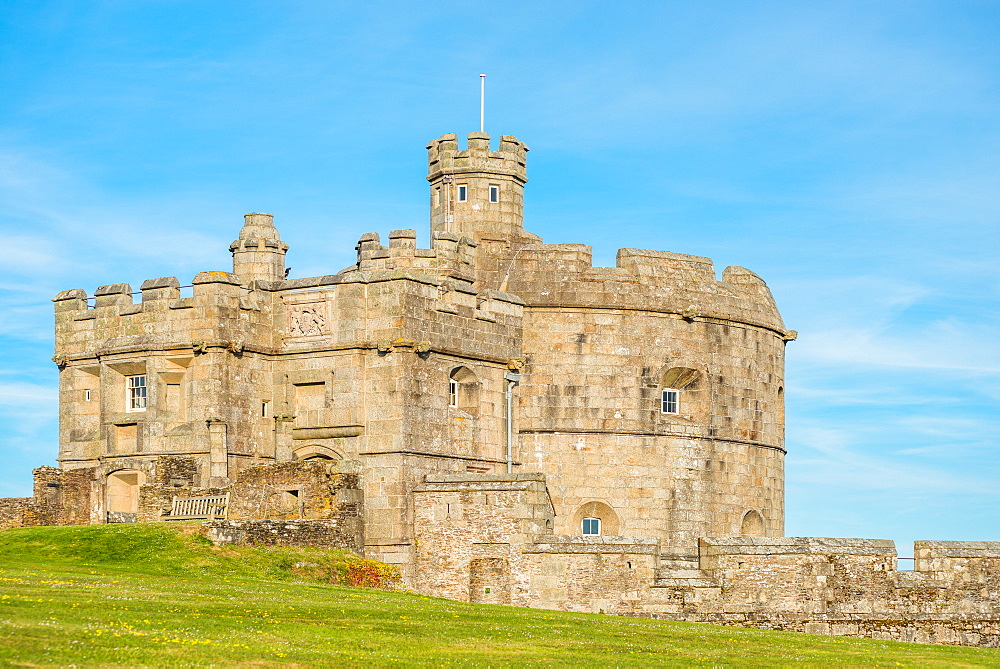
left=204, top=518, right=363, bottom=552
left=197, top=460, right=364, bottom=551
left=0, top=497, right=35, bottom=531
left=410, top=474, right=1000, bottom=648
left=137, top=484, right=229, bottom=522
left=519, top=536, right=660, bottom=613
left=0, top=466, right=97, bottom=529
left=228, top=460, right=363, bottom=522
left=132, top=459, right=365, bottom=527
left=636, top=537, right=1000, bottom=647
left=411, top=473, right=554, bottom=602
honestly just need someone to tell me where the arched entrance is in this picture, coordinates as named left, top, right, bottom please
left=292, top=444, right=343, bottom=461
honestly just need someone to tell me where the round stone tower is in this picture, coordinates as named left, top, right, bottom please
left=419, top=131, right=793, bottom=551
left=230, top=212, right=289, bottom=283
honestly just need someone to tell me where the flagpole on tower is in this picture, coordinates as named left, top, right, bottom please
left=479, top=74, right=486, bottom=133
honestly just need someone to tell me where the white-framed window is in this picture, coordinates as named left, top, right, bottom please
left=84, top=389, right=93, bottom=402
left=457, top=184, right=468, bottom=202
left=261, top=401, right=271, bottom=418
left=489, top=185, right=499, bottom=203
left=126, top=375, right=147, bottom=412
left=582, top=517, right=601, bottom=536
left=661, top=388, right=679, bottom=414
left=448, top=378, right=459, bottom=408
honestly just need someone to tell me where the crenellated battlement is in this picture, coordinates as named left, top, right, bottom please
left=53, top=273, right=254, bottom=315
left=51, top=271, right=275, bottom=369
left=426, top=132, right=528, bottom=184
left=352, top=229, right=479, bottom=281
left=492, top=242, right=787, bottom=334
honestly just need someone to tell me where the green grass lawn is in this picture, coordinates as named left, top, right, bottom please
left=0, top=524, right=996, bottom=667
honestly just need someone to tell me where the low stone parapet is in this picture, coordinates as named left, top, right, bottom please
left=204, top=518, right=363, bottom=552
left=525, top=535, right=660, bottom=555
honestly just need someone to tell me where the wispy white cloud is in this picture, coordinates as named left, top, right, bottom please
left=794, top=324, right=1000, bottom=372
left=0, top=380, right=54, bottom=409
left=788, top=424, right=998, bottom=498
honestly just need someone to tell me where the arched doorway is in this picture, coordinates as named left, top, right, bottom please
left=292, top=444, right=343, bottom=461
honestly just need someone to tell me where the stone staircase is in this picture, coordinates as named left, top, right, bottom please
left=653, top=553, right=719, bottom=588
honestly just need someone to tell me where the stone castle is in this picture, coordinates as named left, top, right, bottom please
left=2, top=132, right=999, bottom=647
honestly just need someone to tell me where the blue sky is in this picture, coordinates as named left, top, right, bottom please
left=1, top=1, right=997, bottom=553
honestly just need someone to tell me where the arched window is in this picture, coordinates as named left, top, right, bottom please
left=448, top=366, right=480, bottom=416
left=572, top=501, right=620, bottom=536
left=740, top=509, right=766, bottom=537
left=658, top=367, right=704, bottom=418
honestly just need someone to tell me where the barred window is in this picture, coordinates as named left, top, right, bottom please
left=126, top=375, right=147, bottom=412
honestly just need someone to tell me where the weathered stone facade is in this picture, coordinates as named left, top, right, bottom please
left=411, top=473, right=1000, bottom=647
left=1, top=131, right=997, bottom=646
left=0, top=466, right=97, bottom=529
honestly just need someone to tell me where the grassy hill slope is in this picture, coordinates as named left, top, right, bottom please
left=0, top=523, right=996, bottom=667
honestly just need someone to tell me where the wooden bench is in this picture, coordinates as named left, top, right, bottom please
left=165, top=493, right=230, bottom=520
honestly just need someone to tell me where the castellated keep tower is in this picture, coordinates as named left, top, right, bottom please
left=10, top=132, right=1000, bottom=644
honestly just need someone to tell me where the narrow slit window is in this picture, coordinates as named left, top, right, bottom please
left=457, top=184, right=468, bottom=202
left=261, top=401, right=270, bottom=418
left=84, top=390, right=93, bottom=402
left=661, top=388, right=679, bottom=414
left=489, top=185, right=499, bottom=203
left=448, top=378, right=459, bottom=408
left=126, top=375, right=147, bottom=412
left=582, top=517, right=601, bottom=536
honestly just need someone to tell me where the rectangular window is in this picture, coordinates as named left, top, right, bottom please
left=582, top=517, right=601, bottom=536
left=261, top=401, right=271, bottom=418
left=84, top=389, right=92, bottom=402
left=661, top=389, right=679, bottom=414
left=280, top=489, right=302, bottom=515
left=489, top=185, right=499, bottom=203
left=126, top=375, right=147, bottom=412
left=457, top=184, right=468, bottom=202
left=448, top=378, right=459, bottom=408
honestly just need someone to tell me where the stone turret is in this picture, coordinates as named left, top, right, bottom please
left=427, top=132, right=536, bottom=242
left=230, top=213, right=289, bottom=283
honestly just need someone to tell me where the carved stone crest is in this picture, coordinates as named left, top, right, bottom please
left=289, top=306, right=326, bottom=337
